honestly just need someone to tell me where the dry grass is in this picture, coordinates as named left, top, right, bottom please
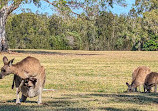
left=1, top=49, right=158, bottom=110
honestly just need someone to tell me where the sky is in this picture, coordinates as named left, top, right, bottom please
left=110, top=0, right=135, bottom=15
left=13, top=0, right=136, bottom=16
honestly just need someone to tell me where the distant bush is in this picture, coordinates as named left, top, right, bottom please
left=143, top=34, right=158, bottom=51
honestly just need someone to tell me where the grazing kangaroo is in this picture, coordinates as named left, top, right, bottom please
left=0, top=56, right=46, bottom=104
left=144, top=72, right=158, bottom=93
left=126, top=66, right=151, bottom=92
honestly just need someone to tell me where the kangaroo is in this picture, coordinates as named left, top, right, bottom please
left=0, top=56, right=42, bottom=93
left=0, top=56, right=46, bottom=104
left=144, top=72, right=158, bottom=93
left=126, top=66, right=151, bottom=92
left=0, top=56, right=42, bottom=79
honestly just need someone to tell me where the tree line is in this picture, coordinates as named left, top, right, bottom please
left=0, top=0, right=126, bottom=52
left=6, top=6, right=158, bottom=51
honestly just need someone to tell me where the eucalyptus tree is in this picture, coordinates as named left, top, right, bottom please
left=0, top=0, right=126, bottom=52
left=132, top=0, right=158, bottom=50
left=0, top=0, right=40, bottom=51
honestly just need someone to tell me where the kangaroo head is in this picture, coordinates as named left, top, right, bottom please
left=24, top=77, right=37, bottom=87
left=126, top=82, right=135, bottom=92
left=0, top=56, right=14, bottom=79
left=144, top=82, right=154, bottom=93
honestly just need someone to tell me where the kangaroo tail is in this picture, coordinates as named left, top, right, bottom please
left=43, top=89, right=56, bottom=91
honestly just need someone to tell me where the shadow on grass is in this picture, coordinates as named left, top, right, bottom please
left=7, top=99, right=37, bottom=103
left=87, top=93, right=158, bottom=105
left=0, top=102, right=89, bottom=111
left=46, top=100, right=76, bottom=107
left=0, top=99, right=88, bottom=111
left=0, top=104, right=52, bottom=111
left=11, top=49, right=102, bottom=56
left=1, top=92, right=157, bottom=111
left=11, top=50, right=69, bottom=55
left=63, top=92, right=158, bottom=105
left=99, top=107, right=143, bottom=111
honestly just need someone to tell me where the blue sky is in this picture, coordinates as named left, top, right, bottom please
left=13, top=0, right=135, bottom=16
left=110, top=0, right=135, bottom=15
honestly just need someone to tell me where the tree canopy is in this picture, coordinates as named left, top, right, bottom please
left=1, top=0, right=158, bottom=51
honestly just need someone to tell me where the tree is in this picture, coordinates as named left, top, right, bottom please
left=0, top=0, right=21, bottom=51
left=143, top=33, right=158, bottom=51
left=6, top=13, right=50, bottom=49
left=0, top=0, right=126, bottom=52
left=131, top=0, right=158, bottom=50
left=0, top=0, right=41, bottom=51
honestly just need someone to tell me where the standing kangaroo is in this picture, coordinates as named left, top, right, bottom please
left=0, top=56, right=46, bottom=104
left=126, top=66, right=151, bottom=92
left=144, top=72, right=158, bottom=93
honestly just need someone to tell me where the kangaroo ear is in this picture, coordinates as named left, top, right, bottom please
left=126, top=82, right=130, bottom=87
left=8, top=58, right=14, bottom=67
left=3, top=56, right=8, bottom=65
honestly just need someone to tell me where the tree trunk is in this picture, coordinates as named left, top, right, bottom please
left=0, top=2, right=21, bottom=52
left=0, top=7, right=8, bottom=52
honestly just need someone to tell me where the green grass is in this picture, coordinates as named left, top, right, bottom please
left=0, top=49, right=158, bottom=110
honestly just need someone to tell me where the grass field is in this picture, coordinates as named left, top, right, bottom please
left=1, top=49, right=158, bottom=111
